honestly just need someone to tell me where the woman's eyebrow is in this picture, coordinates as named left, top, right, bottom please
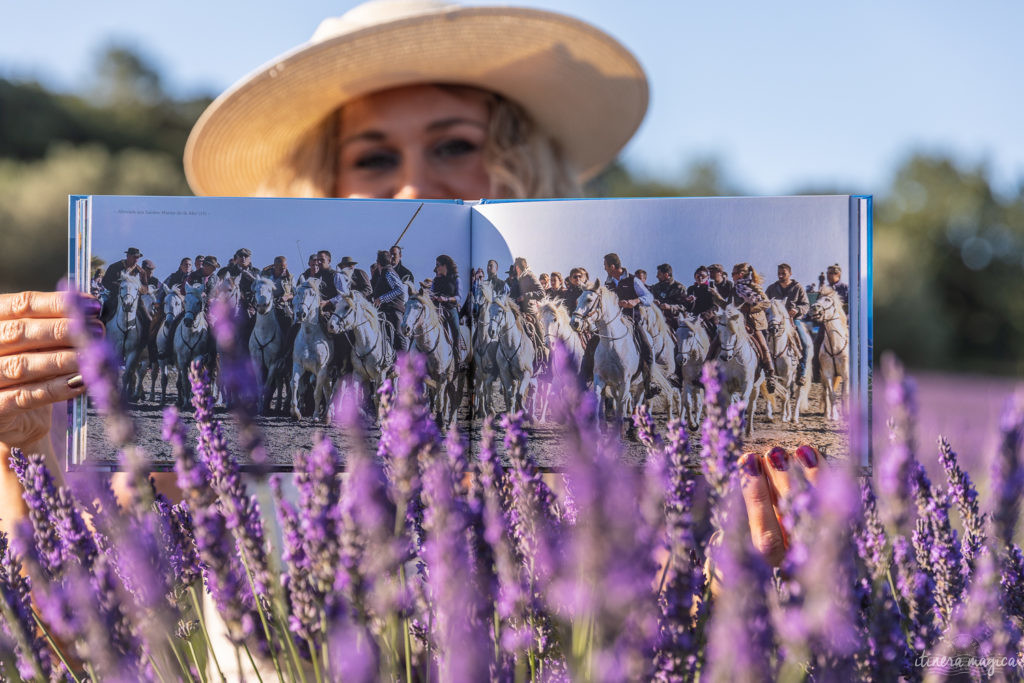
left=339, top=130, right=387, bottom=147
left=426, top=117, right=487, bottom=132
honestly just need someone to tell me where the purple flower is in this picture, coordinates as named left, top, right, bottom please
left=855, top=479, right=888, bottom=582
left=990, top=391, right=1024, bottom=550
left=699, top=362, right=744, bottom=502
left=1001, top=544, right=1024, bottom=623
left=420, top=437, right=493, bottom=681
left=208, top=297, right=269, bottom=469
left=8, top=449, right=66, bottom=579
left=189, top=362, right=273, bottom=605
left=67, top=283, right=136, bottom=447
left=774, top=466, right=862, bottom=677
left=877, top=353, right=917, bottom=531
left=704, top=493, right=777, bottom=682
left=270, top=475, right=318, bottom=642
left=909, top=460, right=963, bottom=627
left=936, top=436, right=986, bottom=578
left=0, top=530, right=52, bottom=680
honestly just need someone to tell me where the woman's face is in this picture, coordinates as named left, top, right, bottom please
left=336, top=85, right=493, bottom=200
left=435, top=261, right=447, bottom=277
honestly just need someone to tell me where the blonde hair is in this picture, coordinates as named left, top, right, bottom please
left=257, top=86, right=581, bottom=199
left=732, top=262, right=764, bottom=286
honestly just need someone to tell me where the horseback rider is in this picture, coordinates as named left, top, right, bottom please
left=186, top=255, right=221, bottom=295
left=138, top=259, right=159, bottom=363
left=650, top=263, right=688, bottom=330
left=164, top=257, right=193, bottom=290
left=686, top=266, right=717, bottom=333
left=562, top=268, right=587, bottom=311
left=389, top=245, right=415, bottom=284
left=812, top=263, right=849, bottom=380
left=591, top=252, right=660, bottom=398
left=819, top=263, right=849, bottom=310
left=710, top=262, right=776, bottom=393
left=766, top=263, right=812, bottom=386
left=484, top=259, right=511, bottom=296
left=507, top=256, right=548, bottom=366
left=428, top=254, right=463, bottom=366
left=371, top=249, right=408, bottom=352
left=220, top=247, right=261, bottom=337
left=100, top=247, right=144, bottom=321
left=260, top=255, right=295, bottom=336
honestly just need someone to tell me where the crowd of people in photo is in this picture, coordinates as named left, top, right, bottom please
left=90, top=239, right=849, bottom=422
left=472, top=254, right=849, bottom=398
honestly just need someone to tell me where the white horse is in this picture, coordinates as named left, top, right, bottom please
left=717, top=304, right=763, bottom=437
left=637, top=304, right=682, bottom=421
left=487, top=293, right=536, bottom=416
left=249, top=277, right=285, bottom=415
left=173, top=283, right=211, bottom=409
left=107, top=273, right=145, bottom=401
left=675, top=314, right=710, bottom=431
left=766, top=299, right=811, bottom=425
left=327, top=291, right=394, bottom=419
left=471, top=280, right=501, bottom=417
left=290, top=278, right=334, bottom=422
left=149, top=283, right=185, bottom=405
left=810, top=286, right=849, bottom=421
left=533, top=296, right=584, bottom=422
left=402, top=285, right=457, bottom=427
left=570, top=280, right=644, bottom=429
left=131, top=283, right=162, bottom=402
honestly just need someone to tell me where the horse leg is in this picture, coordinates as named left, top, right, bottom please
left=291, top=365, right=304, bottom=420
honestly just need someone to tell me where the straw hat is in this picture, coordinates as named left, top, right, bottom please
left=184, top=0, right=648, bottom=197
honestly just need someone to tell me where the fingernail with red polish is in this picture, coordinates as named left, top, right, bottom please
left=795, top=445, right=819, bottom=468
left=741, top=452, right=761, bottom=477
left=766, top=447, right=788, bottom=471
left=67, top=374, right=84, bottom=389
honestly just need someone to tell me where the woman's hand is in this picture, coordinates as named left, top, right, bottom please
left=0, top=291, right=98, bottom=450
left=738, top=445, right=822, bottom=567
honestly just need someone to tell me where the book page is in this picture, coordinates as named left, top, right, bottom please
left=471, top=196, right=868, bottom=469
left=71, top=196, right=471, bottom=470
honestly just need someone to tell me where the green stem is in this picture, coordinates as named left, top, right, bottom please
left=272, top=606, right=307, bottom=683
left=189, top=586, right=227, bottom=683
left=31, top=611, right=80, bottom=683
left=236, top=548, right=286, bottom=682
left=243, top=643, right=265, bottom=683
left=306, top=636, right=322, bottom=683
left=165, top=635, right=197, bottom=683
left=186, top=640, right=209, bottom=683
left=144, top=648, right=172, bottom=683
left=656, top=549, right=675, bottom=595
left=0, top=596, right=46, bottom=682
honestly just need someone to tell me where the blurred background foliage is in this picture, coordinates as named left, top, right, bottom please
left=1, top=46, right=1023, bottom=376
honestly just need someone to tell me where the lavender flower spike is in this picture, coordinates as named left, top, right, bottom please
left=990, top=391, right=1024, bottom=550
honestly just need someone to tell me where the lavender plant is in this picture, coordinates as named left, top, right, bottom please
left=3, top=317, right=1024, bottom=683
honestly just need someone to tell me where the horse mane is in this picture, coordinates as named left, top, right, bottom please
left=493, top=293, right=526, bottom=335
left=347, top=290, right=379, bottom=322
left=817, top=286, right=848, bottom=325
left=534, top=295, right=571, bottom=328
left=644, top=302, right=673, bottom=338
left=411, top=288, right=441, bottom=326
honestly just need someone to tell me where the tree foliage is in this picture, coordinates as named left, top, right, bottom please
left=1, top=48, right=1022, bottom=373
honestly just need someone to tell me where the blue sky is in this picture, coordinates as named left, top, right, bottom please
left=3, top=0, right=1022, bottom=196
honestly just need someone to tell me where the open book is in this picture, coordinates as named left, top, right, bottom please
left=68, top=194, right=871, bottom=470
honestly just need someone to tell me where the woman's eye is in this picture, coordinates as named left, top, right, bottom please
left=353, top=150, right=398, bottom=171
left=432, top=138, right=479, bottom=160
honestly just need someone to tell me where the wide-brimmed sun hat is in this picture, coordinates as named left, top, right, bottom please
left=184, top=0, right=648, bottom=197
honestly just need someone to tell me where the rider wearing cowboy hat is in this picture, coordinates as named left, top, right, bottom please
left=99, top=247, right=144, bottom=321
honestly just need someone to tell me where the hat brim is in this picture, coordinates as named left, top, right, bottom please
left=184, top=6, right=648, bottom=197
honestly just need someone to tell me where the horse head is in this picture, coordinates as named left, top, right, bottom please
left=118, top=272, right=141, bottom=310
left=252, top=277, right=275, bottom=315
left=766, top=298, right=789, bottom=338
left=401, top=287, right=431, bottom=337
left=164, top=284, right=185, bottom=320
left=182, top=284, right=206, bottom=329
left=718, top=304, right=745, bottom=360
left=487, top=294, right=511, bottom=340
left=328, top=294, right=355, bottom=334
left=293, top=278, right=321, bottom=324
left=809, top=287, right=840, bottom=324
left=570, top=286, right=602, bottom=332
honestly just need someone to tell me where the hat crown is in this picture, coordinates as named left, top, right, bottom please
left=311, top=0, right=456, bottom=43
